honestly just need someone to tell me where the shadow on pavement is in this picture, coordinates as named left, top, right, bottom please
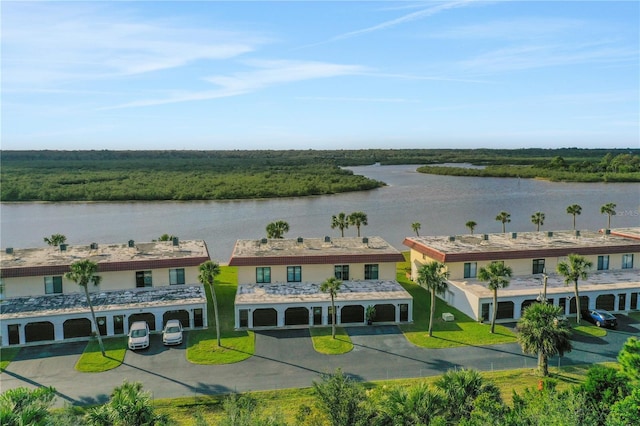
left=345, top=325, right=401, bottom=336
left=14, top=341, right=86, bottom=360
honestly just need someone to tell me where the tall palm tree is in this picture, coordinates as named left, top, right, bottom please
left=348, top=211, right=368, bottom=237
left=517, top=302, right=572, bottom=377
left=265, top=220, right=289, bottom=239
left=600, top=202, right=617, bottom=229
left=495, top=211, right=511, bottom=233
left=65, top=259, right=105, bottom=356
left=411, top=222, right=421, bottom=237
left=531, top=211, right=545, bottom=231
left=417, top=262, right=449, bottom=337
left=330, top=213, right=349, bottom=237
left=43, top=233, right=66, bottom=250
left=320, top=277, right=342, bottom=339
left=557, top=253, right=592, bottom=325
left=465, top=221, right=477, bottom=235
left=566, top=204, right=582, bottom=230
left=199, top=261, right=222, bottom=346
left=478, top=261, right=513, bottom=333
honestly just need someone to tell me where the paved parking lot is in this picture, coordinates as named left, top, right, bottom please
left=1, top=316, right=638, bottom=407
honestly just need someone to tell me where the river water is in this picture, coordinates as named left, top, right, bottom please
left=1, top=165, right=638, bottom=262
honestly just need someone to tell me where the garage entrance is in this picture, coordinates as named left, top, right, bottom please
left=129, top=313, right=156, bottom=331
left=63, top=318, right=92, bottom=338
left=570, top=296, right=590, bottom=314
left=253, top=308, right=277, bottom=327
left=285, top=307, right=308, bottom=326
left=374, top=304, right=395, bottom=322
left=25, top=321, right=54, bottom=343
left=496, top=301, right=514, bottom=320
left=341, top=305, right=364, bottom=323
left=596, top=294, right=615, bottom=311
left=163, top=310, right=190, bottom=328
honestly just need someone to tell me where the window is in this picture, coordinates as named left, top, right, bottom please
left=365, top=264, right=379, bottom=280
left=136, top=271, right=152, bottom=287
left=597, top=255, right=609, bottom=271
left=622, top=254, right=634, bottom=269
left=169, top=268, right=185, bottom=285
left=334, top=265, right=349, bottom=280
left=464, top=262, right=477, bottom=278
left=44, top=276, right=63, bottom=294
left=532, top=259, right=545, bottom=274
left=256, top=267, right=271, bottom=283
left=287, top=266, right=302, bottom=282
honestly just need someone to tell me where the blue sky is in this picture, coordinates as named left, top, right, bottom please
left=2, top=1, right=638, bottom=150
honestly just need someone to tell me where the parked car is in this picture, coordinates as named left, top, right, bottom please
left=162, top=319, right=183, bottom=346
left=128, top=321, right=150, bottom=350
left=581, top=309, right=617, bottom=328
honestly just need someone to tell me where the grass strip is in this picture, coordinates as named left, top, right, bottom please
left=396, top=253, right=517, bottom=348
left=153, top=365, right=593, bottom=425
left=0, top=347, right=20, bottom=371
left=572, top=323, right=608, bottom=337
left=187, top=265, right=255, bottom=364
left=309, top=327, right=353, bottom=354
left=75, top=336, right=127, bottom=372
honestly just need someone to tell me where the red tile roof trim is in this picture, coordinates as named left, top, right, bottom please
left=229, top=253, right=405, bottom=267
left=0, top=257, right=210, bottom=279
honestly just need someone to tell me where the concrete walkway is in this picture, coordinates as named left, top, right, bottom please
left=1, top=318, right=638, bottom=407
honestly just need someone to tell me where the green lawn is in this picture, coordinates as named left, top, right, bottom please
left=396, top=253, right=517, bottom=348
left=187, top=265, right=255, bottom=364
left=153, top=365, right=593, bottom=425
left=309, top=327, right=353, bottom=354
left=572, top=323, right=608, bottom=337
left=75, top=337, right=127, bottom=372
left=0, top=347, right=20, bottom=371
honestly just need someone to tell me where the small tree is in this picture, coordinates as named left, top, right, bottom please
left=601, top=202, right=617, bottom=229
left=0, top=386, right=56, bottom=426
left=434, top=368, right=502, bottom=423
left=331, top=213, right=349, bottom=237
left=495, top=211, right=511, bottom=233
left=320, top=277, right=342, bottom=339
left=157, top=234, right=176, bottom=241
left=478, top=261, right=512, bottom=333
left=313, top=369, right=365, bottom=426
left=466, top=220, right=477, bottom=235
left=517, top=302, right=572, bottom=376
left=266, top=220, right=289, bottom=239
left=348, top=211, right=368, bottom=237
left=43, top=233, right=66, bottom=250
left=417, top=262, right=449, bottom=337
left=531, top=211, right=545, bottom=231
left=566, top=204, right=582, bottom=230
left=618, top=336, right=640, bottom=382
left=199, top=261, right=222, bottom=346
left=65, top=259, right=105, bottom=356
left=411, top=222, right=421, bottom=237
left=557, top=253, right=592, bottom=325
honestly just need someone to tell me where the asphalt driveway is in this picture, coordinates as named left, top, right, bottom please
left=1, top=317, right=637, bottom=407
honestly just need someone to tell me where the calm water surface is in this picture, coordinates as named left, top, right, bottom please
left=1, top=165, right=638, bottom=261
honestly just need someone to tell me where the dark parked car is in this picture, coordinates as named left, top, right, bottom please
left=581, top=309, right=617, bottom=328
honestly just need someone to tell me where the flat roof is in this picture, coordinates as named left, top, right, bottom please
left=0, top=285, right=206, bottom=320
left=450, top=269, right=640, bottom=300
left=1, top=240, right=210, bottom=278
left=404, top=228, right=640, bottom=263
left=229, top=236, right=405, bottom=266
left=235, top=280, right=412, bottom=306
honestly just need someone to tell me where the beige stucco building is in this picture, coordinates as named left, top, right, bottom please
left=229, top=236, right=413, bottom=329
left=0, top=239, right=210, bottom=346
left=404, top=228, right=640, bottom=322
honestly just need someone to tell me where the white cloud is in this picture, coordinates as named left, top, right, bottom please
left=110, top=60, right=368, bottom=108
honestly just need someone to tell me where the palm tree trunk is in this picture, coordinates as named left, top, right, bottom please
left=491, top=290, right=497, bottom=333
left=210, top=283, right=221, bottom=346
left=538, top=352, right=549, bottom=376
left=331, top=295, right=336, bottom=339
left=84, top=285, right=105, bottom=356
left=428, top=289, right=436, bottom=337
left=573, top=215, right=576, bottom=230
left=574, top=280, right=581, bottom=325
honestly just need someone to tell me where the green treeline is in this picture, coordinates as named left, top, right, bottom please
left=1, top=148, right=638, bottom=202
left=417, top=152, right=640, bottom=182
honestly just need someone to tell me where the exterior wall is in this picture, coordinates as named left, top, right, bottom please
left=4, top=266, right=201, bottom=297
left=237, top=262, right=397, bottom=285
left=443, top=284, right=479, bottom=320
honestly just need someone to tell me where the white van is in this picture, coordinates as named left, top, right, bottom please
left=128, top=321, right=150, bottom=350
